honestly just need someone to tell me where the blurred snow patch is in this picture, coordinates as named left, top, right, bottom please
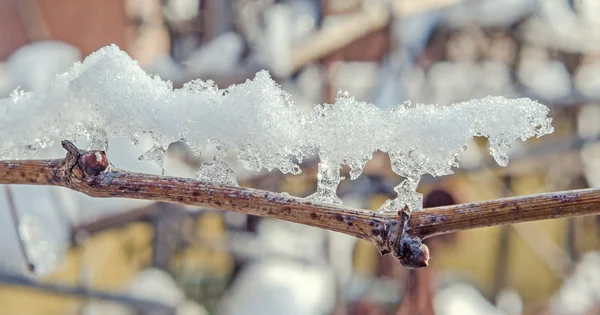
left=258, top=4, right=294, bottom=77
left=257, top=219, right=327, bottom=263
left=457, top=139, right=483, bottom=169
left=127, top=268, right=186, bottom=305
left=295, top=64, right=325, bottom=109
left=425, top=61, right=514, bottom=104
left=435, top=283, right=507, bottom=315
left=518, top=58, right=571, bottom=100
left=581, top=142, right=600, bottom=188
left=577, top=104, right=600, bottom=139
left=183, top=32, right=244, bottom=77
left=147, top=54, right=184, bottom=83
left=521, top=0, right=600, bottom=53
left=330, top=62, right=380, bottom=102
left=495, top=289, right=523, bottom=315
left=0, top=185, right=70, bottom=276
left=222, top=259, right=335, bottom=315
left=575, top=62, right=600, bottom=98
left=447, top=0, right=537, bottom=28
left=286, top=0, right=319, bottom=41
left=82, top=302, right=132, bottom=315
left=1, top=41, right=81, bottom=96
left=550, top=251, right=600, bottom=315
left=164, top=0, right=200, bottom=23
left=84, top=268, right=208, bottom=315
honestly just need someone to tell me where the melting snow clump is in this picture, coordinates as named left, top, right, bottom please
left=0, top=45, right=554, bottom=211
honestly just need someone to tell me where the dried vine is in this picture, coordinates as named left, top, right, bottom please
left=1, top=140, right=600, bottom=268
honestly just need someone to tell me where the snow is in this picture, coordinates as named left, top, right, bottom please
left=0, top=185, right=70, bottom=276
left=221, top=259, right=335, bottom=315
left=329, top=62, right=380, bottom=103
left=287, top=0, right=319, bottom=41
left=446, top=0, right=537, bottom=28
left=126, top=268, right=186, bottom=305
left=550, top=251, right=600, bottom=315
left=495, top=289, right=524, bottom=315
left=575, top=61, right=600, bottom=98
left=435, top=283, right=508, bottom=315
left=163, top=0, right=200, bottom=23
left=195, top=161, right=239, bottom=186
left=83, top=267, right=208, bottom=315
left=517, top=58, right=571, bottom=100
left=182, top=31, right=245, bottom=77
left=0, top=41, right=81, bottom=97
left=579, top=105, right=600, bottom=187
left=258, top=4, right=294, bottom=77
left=0, top=44, right=553, bottom=211
left=520, top=0, right=600, bottom=53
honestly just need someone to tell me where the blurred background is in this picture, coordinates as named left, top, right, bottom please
left=1, top=0, right=600, bottom=314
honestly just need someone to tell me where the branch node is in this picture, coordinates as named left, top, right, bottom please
left=396, top=235, right=430, bottom=268
left=390, top=206, right=430, bottom=268
left=58, top=140, right=109, bottom=187
left=58, top=140, right=83, bottom=185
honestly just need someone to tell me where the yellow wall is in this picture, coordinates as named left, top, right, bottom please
left=0, top=223, right=153, bottom=315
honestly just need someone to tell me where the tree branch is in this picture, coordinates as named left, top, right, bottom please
left=1, top=141, right=599, bottom=269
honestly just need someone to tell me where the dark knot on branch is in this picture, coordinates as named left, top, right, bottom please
left=390, top=207, right=430, bottom=268
left=395, top=235, right=430, bottom=268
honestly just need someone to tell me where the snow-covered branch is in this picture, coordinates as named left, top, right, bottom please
left=0, top=45, right=553, bottom=213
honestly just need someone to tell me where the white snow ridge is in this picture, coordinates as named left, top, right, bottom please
left=0, top=45, right=554, bottom=211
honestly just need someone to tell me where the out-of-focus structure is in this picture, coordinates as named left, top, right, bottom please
left=1, top=0, right=600, bottom=314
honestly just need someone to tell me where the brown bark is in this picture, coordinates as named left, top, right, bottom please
left=1, top=141, right=600, bottom=268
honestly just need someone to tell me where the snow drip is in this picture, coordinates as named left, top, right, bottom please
left=0, top=45, right=554, bottom=211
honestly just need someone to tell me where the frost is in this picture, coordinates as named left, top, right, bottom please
left=195, top=161, right=239, bottom=187
left=138, top=143, right=168, bottom=170
left=0, top=45, right=554, bottom=212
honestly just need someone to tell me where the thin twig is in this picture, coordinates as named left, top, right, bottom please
left=0, top=271, right=175, bottom=313
left=1, top=141, right=600, bottom=268
left=3, top=185, right=35, bottom=272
